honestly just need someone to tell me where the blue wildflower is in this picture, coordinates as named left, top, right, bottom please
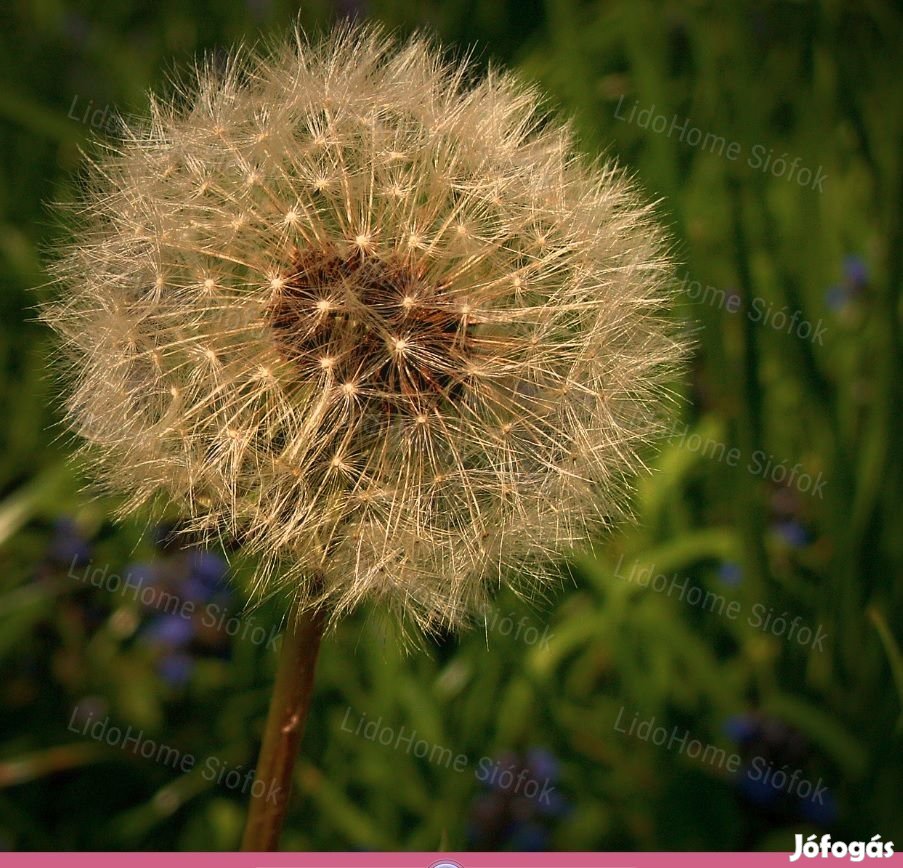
left=718, top=562, right=743, bottom=586
left=157, top=652, right=194, bottom=687
left=825, top=284, right=850, bottom=312
left=47, top=517, right=92, bottom=567
left=468, top=748, right=565, bottom=849
left=800, top=787, right=837, bottom=826
left=826, top=255, right=868, bottom=314
left=525, top=747, right=559, bottom=782
left=726, top=713, right=838, bottom=827
left=125, top=561, right=159, bottom=590
left=842, top=255, right=868, bottom=289
left=738, top=769, right=781, bottom=807
left=142, top=613, right=194, bottom=648
left=183, top=550, right=229, bottom=601
left=772, top=520, right=809, bottom=548
left=724, top=714, right=757, bottom=743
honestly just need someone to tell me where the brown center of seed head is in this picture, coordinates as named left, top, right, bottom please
left=267, top=249, right=473, bottom=416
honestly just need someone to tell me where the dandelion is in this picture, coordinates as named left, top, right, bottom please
left=42, top=23, right=684, bottom=849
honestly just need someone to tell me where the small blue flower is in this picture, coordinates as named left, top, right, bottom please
left=738, top=767, right=782, bottom=806
left=469, top=749, right=566, bottom=849
left=526, top=747, right=559, bottom=782
left=157, top=652, right=194, bottom=687
left=842, top=255, right=868, bottom=289
left=47, top=517, right=92, bottom=567
left=125, top=561, right=159, bottom=589
left=186, top=550, right=228, bottom=592
left=142, top=613, right=194, bottom=648
left=800, top=787, right=837, bottom=826
left=718, top=562, right=743, bottom=586
left=825, top=284, right=850, bottom=312
left=188, top=549, right=227, bottom=583
left=772, top=520, right=809, bottom=548
left=535, top=788, right=568, bottom=818
left=827, top=256, right=868, bottom=314
left=723, top=714, right=757, bottom=743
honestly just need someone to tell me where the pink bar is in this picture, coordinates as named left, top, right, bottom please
left=6, top=851, right=902, bottom=867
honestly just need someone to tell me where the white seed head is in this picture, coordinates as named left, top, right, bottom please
left=42, top=24, right=685, bottom=636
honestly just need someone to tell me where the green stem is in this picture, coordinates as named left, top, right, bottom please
left=241, top=601, right=326, bottom=851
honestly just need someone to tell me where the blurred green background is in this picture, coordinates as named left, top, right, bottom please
left=0, top=0, right=900, bottom=853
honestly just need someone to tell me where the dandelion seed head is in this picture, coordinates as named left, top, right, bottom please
left=42, top=24, right=685, bottom=636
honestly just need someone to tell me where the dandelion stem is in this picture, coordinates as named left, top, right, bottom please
left=241, top=600, right=326, bottom=851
